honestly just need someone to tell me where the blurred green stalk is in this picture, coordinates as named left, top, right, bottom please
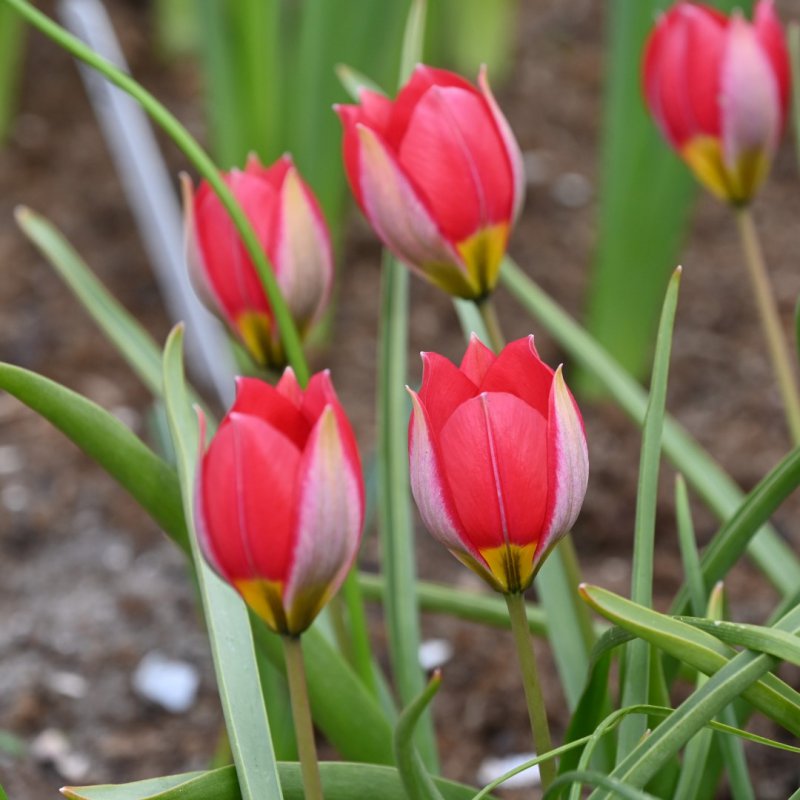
left=0, top=2, right=25, bottom=144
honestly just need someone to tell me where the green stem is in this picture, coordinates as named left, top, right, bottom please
left=4, top=0, right=309, bottom=385
left=475, top=296, right=506, bottom=352
left=558, top=534, right=596, bottom=651
left=342, top=569, right=378, bottom=699
left=735, top=207, right=800, bottom=444
left=282, top=636, right=324, bottom=800
left=505, top=591, right=556, bottom=790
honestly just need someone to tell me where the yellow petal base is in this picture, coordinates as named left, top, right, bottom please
left=237, top=311, right=286, bottom=369
left=682, top=136, right=769, bottom=206
left=478, top=541, right=538, bottom=594
left=235, top=578, right=288, bottom=634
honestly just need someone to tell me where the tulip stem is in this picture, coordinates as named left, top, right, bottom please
left=735, top=207, right=800, bottom=445
left=505, top=591, right=556, bottom=790
left=282, top=635, right=324, bottom=800
left=476, top=297, right=506, bottom=353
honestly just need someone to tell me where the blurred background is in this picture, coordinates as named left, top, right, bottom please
left=0, top=0, right=799, bottom=797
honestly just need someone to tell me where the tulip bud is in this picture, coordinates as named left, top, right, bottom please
left=183, top=154, right=333, bottom=368
left=408, top=335, right=588, bottom=594
left=336, top=65, right=525, bottom=300
left=195, top=370, right=365, bottom=635
left=643, top=0, right=790, bottom=205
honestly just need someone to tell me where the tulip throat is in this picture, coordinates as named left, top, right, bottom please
left=237, top=311, right=286, bottom=368
left=479, top=542, right=538, bottom=594
left=456, top=223, right=509, bottom=299
left=235, top=578, right=288, bottom=634
left=681, top=136, right=768, bottom=206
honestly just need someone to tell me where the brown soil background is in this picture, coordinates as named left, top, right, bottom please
left=1, top=1, right=799, bottom=798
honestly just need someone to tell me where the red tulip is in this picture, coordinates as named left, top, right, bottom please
left=408, top=335, right=588, bottom=594
left=195, top=370, right=365, bottom=635
left=336, top=65, right=525, bottom=300
left=183, top=154, right=333, bottom=367
left=643, top=0, right=790, bottom=204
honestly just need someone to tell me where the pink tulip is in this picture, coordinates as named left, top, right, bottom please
left=196, top=370, right=364, bottom=635
left=336, top=65, right=525, bottom=299
left=408, top=335, right=588, bottom=593
left=183, top=154, right=333, bottom=367
left=643, top=0, right=790, bottom=204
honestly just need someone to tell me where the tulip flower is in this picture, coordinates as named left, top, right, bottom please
left=643, top=0, right=790, bottom=205
left=195, top=369, right=365, bottom=636
left=183, top=154, right=333, bottom=368
left=336, top=65, right=525, bottom=300
left=407, top=334, right=588, bottom=594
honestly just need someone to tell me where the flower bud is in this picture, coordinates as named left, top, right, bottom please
left=336, top=65, right=525, bottom=300
left=643, top=0, right=790, bottom=205
left=183, top=154, right=333, bottom=367
left=408, top=335, right=588, bottom=594
left=196, top=370, right=365, bottom=635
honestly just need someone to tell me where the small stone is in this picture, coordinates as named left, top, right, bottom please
left=522, top=150, right=552, bottom=187
left=477, top=752, right=540, bottom=789
left=47, top=671, right=89, bottom=700
left=0, top=446, right=22, bottom=475
left=1, top=483, right=30, bottom=513
left=132, top=651, right=200, bottom=713
left=418, top=639, right=453, bottom=671
left=552, top=172, right=592, bottom=208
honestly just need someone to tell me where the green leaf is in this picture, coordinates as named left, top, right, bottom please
left=394, top=672, right=446, bottom=800
left=675, top=474, right=706, bottom=616
left=580, top=585, right=800, bottom=736
left=594, top=604, right=800, bottom=797
left=0, top=0, right=25, bottom=144
left=62, top=763, right=489, bottom=800
left=161, top=325, right=283, bottom=800
left=547, top=770, right=658, bottom=800
left=672, top=446, right=800, bottom=614
left=500, top=257, right=800, bottom=597
left=0, top=362, right=187, bottom=550
left=619, top=267, right=681, bottom=759
left=335, top=63, right=386, bottom=101
left=790, top=23, right=800, bottom=177
left=678, top=616, right=800, bottom=666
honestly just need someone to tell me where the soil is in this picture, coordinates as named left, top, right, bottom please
left=1, top=1, right=799, bottom=798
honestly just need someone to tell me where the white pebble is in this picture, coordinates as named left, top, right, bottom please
left=1, top=483, right=29, bottom=513
left=552, top=172, right=592, bottom=208
left=418, top=639, right=453, bottom=671
left=133, top=651, right=200, bottom=713
left=477, top=752, right=540, bottom=789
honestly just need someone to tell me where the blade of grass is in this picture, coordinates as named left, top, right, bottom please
left=580, top=585, right=800, bottom=737
left=500, top=257, right=800, bottom=597
left=590, top=603, right=800, bottom=798
left=4, top=0, right=309, bottom=384
left=675, top=474, right=705, bottom=616
left=671, top=446, right=800, bottom=614
left=161, top=325, right=283, bottom=800
left=618, top=267, right=681, bottom=760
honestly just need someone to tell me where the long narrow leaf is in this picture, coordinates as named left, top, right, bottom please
left=501, top=258, right=800, bottom=596
left=593, top=604, right=800, bottom=797
left=580, top=585, right=800, bottom=736
left=619, top=267, right=681, bottom=759
left=0, top=362, right=187, bottom=549
left=161, top=325, right=283, bottom=800
left=62, top=762, right=490, bottom=800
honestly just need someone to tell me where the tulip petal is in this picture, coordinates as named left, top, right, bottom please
left=439, top=392, right=548, bottom=552
left=684, top=6, right=727, bottom=136
left=285, top=406, right=364, bottom=634
left=478, top=66, right=526, bottom=223
left=407, top=388, right=478, bottom=561
left=538, top=367, right=589, bottom=562
left=478, top=335, right=552, bottom=417
left=755, top=0, right=790, bottom=118
left=419, top=351, right=480, bottom=436
left=721, top=14, right=781, bottom=176
left=274, top=166, right=333, bottom=330
left=232, top=376, right=311, bottom=450
left=353, top=124, right=473, bottom=293
left=276, top=366, right=303, bottom=407
left=458, top=333, right=496, bottom=385
left=398, top=85, right=514, bottom=241
left=200, top=413, right=301, bottom=586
